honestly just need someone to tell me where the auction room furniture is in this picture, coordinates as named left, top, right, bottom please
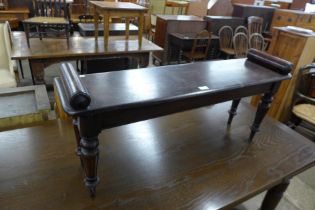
left=218, top=25, right=235, bottom=58
left=81, top=56, right=138, bottom=74
left=233, top=32, right=248, bottom=58
left=0, top=22, right=16, bottom=88
left=2, top=101, right=315, bottom=209
left=182, top=30, right=211, bottom=62
left=251, top=27, right=315, bottom=122
left=204, top=16, right=245, bottom=36
left=10, top=32, right=162, bottom=84
left=232, top=3, right=275, bottom=31
left=0, top=0, right=8, bottom=10
left=0, top=85, right=50, bottom=131
left=0, top=7, right=29, bottom=29
left=249, top=32, right=265, bottom=51
left=89, top=1, right=147, bottom=49
left=248, top=16, right=263, bottom=36
left=290, top=64, right=315, bottom=140
left=235, top=25, right=248, bottom=36
left=264, top=0, right=290, bottom=9
left=3, top=99, right=315, bottom=209
left=270, top=9, right=315, bottom=35
left=168, top=32, right=219, bottom=62
left=153, top=15, right=206, bottom=65
left=54, top=49, right=292, bottom=196
left=78, top=23, right=138, bottom=36
left=23, top=0, right=70, bottom=48
left=163, top=0, right=189, bottom=15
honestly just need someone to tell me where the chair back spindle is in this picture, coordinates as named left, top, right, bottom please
left=233, top=32, right=248, bottom=58
left=249, top=33, right=265, bottom=51
left=218, top=26, right=233, bottom=49
left=248, top=16, right=263, bottom=36
left=33, top=0, right=67, bottom=18
left=235, top=26, right=248, bottom=36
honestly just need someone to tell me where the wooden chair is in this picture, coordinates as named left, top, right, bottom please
left=0, top=22, right=17, bottom=87
left=23, top=0, right=70, bottom=48
left=218, top=26, right=235, bottom=58
left=289, top=64, right=315, bottom=141
left=248, top=16, right=263, bottom=36
left=233, top=32, right=248, bottom=58
left=182, top=30, right=211, bottom=62
left=235, top=26, right=248, bottom=36
left=249, top=33, right=265, bottom=51
left=148, top=14, right=156, bottom=41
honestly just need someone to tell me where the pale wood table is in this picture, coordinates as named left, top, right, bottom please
left=89, top=1, right=148, bottom=49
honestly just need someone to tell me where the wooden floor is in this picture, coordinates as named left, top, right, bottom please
left=0, top=102, right=315, bottom=209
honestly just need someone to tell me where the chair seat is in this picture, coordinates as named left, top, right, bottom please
left=24, top=16, right=69, bottom=25
left=183, top=51, right=207, bottom=60
left=292, top=103, right=315, bottom=125
left=0, top=69, right=17, bottom=88
left=220, top=48, right=235, bottom=55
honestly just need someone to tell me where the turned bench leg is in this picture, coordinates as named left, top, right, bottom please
left=227, top=99, right=241, bottom=125
left=260, top=179, right=290, bottom=210
left=249, top=83, right=280, bottom=142
left=78, top=117, right=100, bottom=197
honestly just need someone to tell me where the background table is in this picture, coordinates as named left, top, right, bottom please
left=89, top=1, right=148, bottom=49
left=11, top=32, right=162, bottom=84
left=1, top=102, right=315, bottom=209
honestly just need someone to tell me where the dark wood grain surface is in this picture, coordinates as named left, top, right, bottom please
left=11, top=32, right=162, bottom=60
left=56, top=59, right=290, bottom=116
left=0, top=102, right=315, bottom=209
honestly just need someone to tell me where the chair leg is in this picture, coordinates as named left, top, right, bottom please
left=37, top=25, right=42, bottom=40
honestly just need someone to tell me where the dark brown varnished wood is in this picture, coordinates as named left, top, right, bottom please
left=1, top=102, right=315, bottom=209
left=55, top=56, right=291, bottom=195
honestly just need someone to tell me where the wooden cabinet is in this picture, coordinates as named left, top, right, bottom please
left=251, top=27, right=315, bottom=122
left=153, top=15, right=206, bottom=65
left=270, top=9, right=315, bottom=34
left=264, top=1, right=290, bottom=9
left=290, top=0, right=310, bottom=10
left=0, top=7, right=29, bottom=29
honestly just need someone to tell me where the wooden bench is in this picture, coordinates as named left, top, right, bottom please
left=1, top=101, right=315, bottom=209
left=54, top=49, right=293, bottom=196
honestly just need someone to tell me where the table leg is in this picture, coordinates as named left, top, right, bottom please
left=227, top=99, right=241, bottom=125
left=137, top=53, right=150, bottom=68
left=138, top=13, right=144, bottom=48
left=260, top=179, right=290, bottom=210
left=249, top=83, right=280, bottom=142
left=18, top=60, right=24, bottom=79
left=29, top=60, right=45, bottom=85
left=24, top=23, right=31, bottom=48
left=93, top=5, right=98, bottom=42
left=125, top=17, right=130, bottom=40
left=79, top=116, right=101, bottom=197
left=104, top=12, right=110, bottom=50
